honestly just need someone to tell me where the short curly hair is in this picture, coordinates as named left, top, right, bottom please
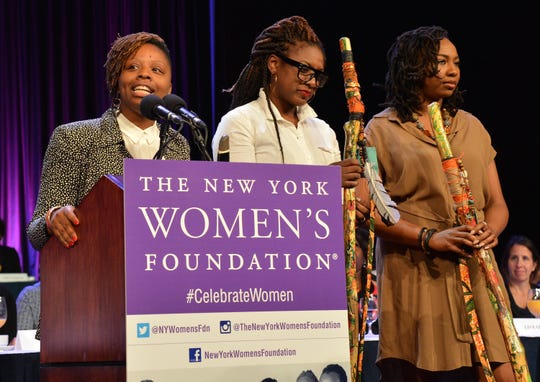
left=104, top=31, right=171, bottom=98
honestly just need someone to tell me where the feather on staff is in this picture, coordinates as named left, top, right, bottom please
left=364, top=148, right=399, bottom=226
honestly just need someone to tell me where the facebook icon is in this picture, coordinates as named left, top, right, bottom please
left=189, top=348, right=202, bottom=363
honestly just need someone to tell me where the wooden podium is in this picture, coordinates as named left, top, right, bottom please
left=40, top=175, right=126, bottom=381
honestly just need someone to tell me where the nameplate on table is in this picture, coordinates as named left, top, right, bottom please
left=514, top=318, right=540, bottom=337
left=363, top=333, right=379, bottom=342
left=0, top=273, right=35, bottom=282
left=15, top=330, right=40, bottom=352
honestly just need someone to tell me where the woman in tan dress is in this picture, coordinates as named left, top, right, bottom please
left=363, top=26, right=514, bottom=381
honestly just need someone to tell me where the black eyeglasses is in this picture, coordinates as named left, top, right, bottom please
left=275, top=53, right=328, bottom=88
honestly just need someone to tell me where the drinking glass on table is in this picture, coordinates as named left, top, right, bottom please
left=527, top=288, right=540, bottom=318
left=365, top=296, right=378, bottom=334
left=0, top=296, right=7, bottom=328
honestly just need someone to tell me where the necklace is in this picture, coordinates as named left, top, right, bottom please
left=413, top=108, right=451, bottom=138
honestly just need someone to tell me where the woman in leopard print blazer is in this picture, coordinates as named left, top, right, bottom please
left=27, top=32, right=190, bottom=251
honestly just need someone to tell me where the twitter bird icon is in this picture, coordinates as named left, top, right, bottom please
left=137, top=323, right=150, bottom=338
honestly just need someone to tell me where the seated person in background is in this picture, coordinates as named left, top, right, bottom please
left=0, top=284, right=17, bottom=344
left=501, top=234, right=539, bottom=318
left=500, top=234, right=540, bottom=380
left=16, top=281, right=40, bottom=330
left=531, top=254, right=540, bottom=287
left=0, top=218, right=22, bottom=273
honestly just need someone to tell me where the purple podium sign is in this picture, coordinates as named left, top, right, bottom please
left=123, top=159, right=351, bottom=381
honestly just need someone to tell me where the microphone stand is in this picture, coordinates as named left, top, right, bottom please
left=153, top=121, right=171, bottom=160
left=154, top=117, right=212, bottom=161
left=187, top=121, right=212, bottom=161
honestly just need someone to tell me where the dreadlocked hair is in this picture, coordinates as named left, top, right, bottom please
left=226, top=15, right=325, bottom=110
left=382, top=25, right=464, bottom=123
left=104, top=31, right=171, bottom=99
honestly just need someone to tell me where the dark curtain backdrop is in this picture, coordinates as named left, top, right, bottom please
left=212, top=2, right=540, bottom=266
left=1, top=0, right=538, bottom=278
left=0, top=0, right=213, bottom=277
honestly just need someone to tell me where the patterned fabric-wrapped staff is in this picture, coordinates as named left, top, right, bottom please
left=339, top=36, right=399, bottom=382
left=428, top=101, right=531, bottom=382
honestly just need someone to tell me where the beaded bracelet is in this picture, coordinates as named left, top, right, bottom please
left=423, top=228, right=437, bottom=254
left=417, top=227, right=427, bottom=250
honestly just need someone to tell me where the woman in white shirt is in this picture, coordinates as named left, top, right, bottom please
left=212, top=15, right=363, bottom=191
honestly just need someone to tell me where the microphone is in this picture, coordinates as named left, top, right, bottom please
left=217, top=135, right=229, bottom=162
left=163, top=94, right=207, bottom=130
left=140, top=94, right=182, bottom=124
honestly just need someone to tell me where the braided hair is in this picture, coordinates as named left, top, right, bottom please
left=226, top=15, right=325, bottom=110
left=104, top=31, right=171, bottom=100
left=383, top=25, right=464, bottom=123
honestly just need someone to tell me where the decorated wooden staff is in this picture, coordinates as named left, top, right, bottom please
left=428, top=102, right=531, bottom=382
left=339, top=36, right=399, bottom=382
left=339, top=36, right=364, bottom=382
